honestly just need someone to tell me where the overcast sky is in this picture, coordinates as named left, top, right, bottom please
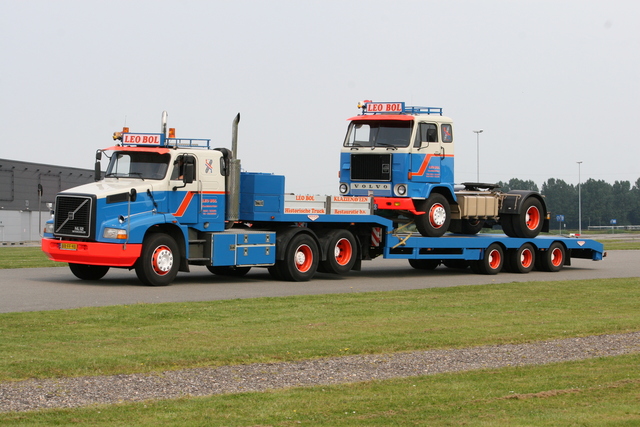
left=1, top=0, right=639, bottom=195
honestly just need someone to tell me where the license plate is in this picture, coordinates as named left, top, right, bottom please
left=60, top=243, right=78, bottom=251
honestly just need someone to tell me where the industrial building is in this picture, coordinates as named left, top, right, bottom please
left=0, top=158, right=94, bottom=243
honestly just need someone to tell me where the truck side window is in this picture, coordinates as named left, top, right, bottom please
left=442, top=124, right=453, bottom=143
left=171, top=155, right=196, bottom=180
left=415, top=123, right=438, bottom=147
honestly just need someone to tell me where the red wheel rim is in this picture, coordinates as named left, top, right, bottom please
left=525, top=205, right=541, bottom=231
left=152, top=245, right=173, bottom=276
left=429, top=203, right=447, bottom=229
left=334, top=238, right=353, bottom=266
left=488, top=249, right=501, bottom=269
left=521, top=248, right=533, bottom=268
left=550, top=247, right=563, bottom=267
left=294, top=244, right=313, bottom=272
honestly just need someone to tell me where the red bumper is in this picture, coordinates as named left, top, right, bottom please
left=41, top=238, right=142, bottom=267
left=373, top=197, right=425, bottom=215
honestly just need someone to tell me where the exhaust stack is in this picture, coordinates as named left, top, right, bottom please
left=227, top=113, right=241, bottom=223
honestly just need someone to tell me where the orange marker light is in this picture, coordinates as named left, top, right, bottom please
left=169, top=128, right=176, bottom=138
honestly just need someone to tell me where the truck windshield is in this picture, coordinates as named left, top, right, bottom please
left=344, top=121, right=413, bottom=148
left=105, top=152, right=170, bottom=180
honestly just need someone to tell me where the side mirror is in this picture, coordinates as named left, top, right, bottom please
left=183, top=163, right=195, bottom=184
left=94, top=161, right=101, bottom=181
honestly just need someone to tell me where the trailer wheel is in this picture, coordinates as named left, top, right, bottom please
left=415, top=194, right=451, bottom=237
left=505, top=243, right=535, bottom=274
left=443, top=259, right=470, bottom=269
left=512, top=197, right=544, bottom=238
left=206, top=266, right=251, bottom=277
left=536, top=242, right=565, bottom=272
left=275, top=233, right=319, bottom=281
left=135, top=233, right=180, bottom=286
left=320, top=229, right=357, bottom=275
left=471, top=243, right=504, bottom=275
left=409, top=259, right=440, bottom=270
left=68, top=263, right=110, bottom=280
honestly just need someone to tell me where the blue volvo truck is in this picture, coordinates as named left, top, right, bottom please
left=42, top=106, right=605, bottom=286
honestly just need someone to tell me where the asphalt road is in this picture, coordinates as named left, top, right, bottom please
left=1, top=250, right=638, bottom=313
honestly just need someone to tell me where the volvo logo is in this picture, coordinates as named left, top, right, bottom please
left=67, top=212, right=75, bottom=221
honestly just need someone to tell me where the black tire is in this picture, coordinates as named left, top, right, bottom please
left=512, top=197, right=544, bottom=238
left=274, top=233, right=319, bottom=282
left=206, top=266, right=251, bottom=277
left=536, top=242, right=565, bottom=272
left=135, top=233, right=180, bottom=286
left=443, top=259, right=470, bottom=269
left=415, top=194, right=451, bottom=237
left=471, top=243, right=504, bottom=275
left=505, top=243, right=536, bottom=274
left=267, top=265, right=284, bottom=280
left=408, top=259, right=440, bottom=270
left=460, top=218, right=485, bottom=235
left=68, top=263, right=110, bottom=280
left=320, top=229, right=357, bottom=275
left=500, top=215, right=516, bottom=237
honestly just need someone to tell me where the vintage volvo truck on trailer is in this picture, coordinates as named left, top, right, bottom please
left=41, top=105, right=604, bottom=286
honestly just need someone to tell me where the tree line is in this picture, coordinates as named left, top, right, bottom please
left=496, top=178, right=640, bottom=230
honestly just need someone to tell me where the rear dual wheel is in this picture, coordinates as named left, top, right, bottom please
left=536, top=242, right=565, bottom=272
left=504, top=243, right=536, bottom=274
left=471, top=243, right=504, bottom=275
left=320, top=229, right=357, bottom=275
left=502, top=197, right=544, bottom=238
left=269, top=233, right=319, bottom=281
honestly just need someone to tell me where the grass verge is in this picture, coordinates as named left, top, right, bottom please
left=0, top=247, right=61, bottom=269
left=1, top=355, right=638, bottom=425
left=1, top=278, right=638, bottom=382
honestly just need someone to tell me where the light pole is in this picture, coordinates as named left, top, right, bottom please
left=577, top=161, right=582, bottom=235
left=473, top=130, right=483, bottom=182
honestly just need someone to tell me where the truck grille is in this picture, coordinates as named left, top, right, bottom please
left=350, top=154, right=391, bottom=181
left=54, top=194, right=94, bottom=239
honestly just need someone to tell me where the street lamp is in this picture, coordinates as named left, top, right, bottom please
left=473, top=130, right=483, bottom=182
left=577, top=161, right=583, bottom=235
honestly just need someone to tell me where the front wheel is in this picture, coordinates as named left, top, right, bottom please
left=68, top=263, right=110, bottom=280
left=415, top=194, right=451, bottom=237
left=135, top=233, right=180, bottom=286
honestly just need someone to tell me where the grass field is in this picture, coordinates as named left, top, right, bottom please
left=0, top=277, right=639, bottom=424
left=0, top=244, right=638, bottom=424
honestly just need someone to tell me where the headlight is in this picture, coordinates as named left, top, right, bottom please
left=44, top=222, right=54, bottom=234
left=103, top=228, right=128, bottom=239
left=395, top=184, right=407, bottom=196
left=339, top=183, right=349, bottom=194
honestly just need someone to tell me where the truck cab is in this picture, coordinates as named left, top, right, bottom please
left=339, top=101, right=454, bottom=200
left=339, top=101, right=548, bottom=238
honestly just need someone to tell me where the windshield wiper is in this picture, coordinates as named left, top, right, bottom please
left=372, top=142, right=398, bottom=150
